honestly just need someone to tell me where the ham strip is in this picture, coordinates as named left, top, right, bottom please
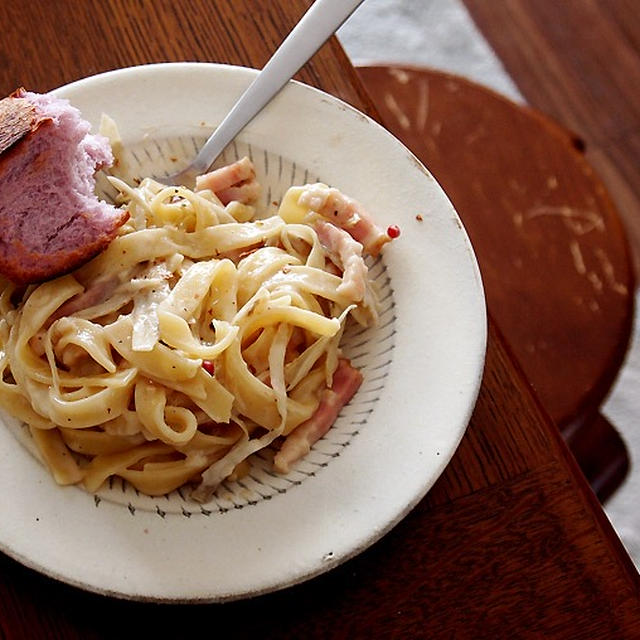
left=315, top=219, right=367, bottom=302
left=50, top=273, right=120, bottom=320
left=215, top=181, right=261, bottom=205
left=195, top=156, right=259, bottom=205
left=298, top=183, right=392, bottom=256
left=274, top=358, right=363, bottom=473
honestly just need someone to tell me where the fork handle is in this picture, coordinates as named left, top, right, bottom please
left=189, top=0, right=365, bottom=175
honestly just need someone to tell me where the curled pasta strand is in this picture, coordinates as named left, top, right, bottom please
left=29, top=427, right=83, bottom=485
left=269, top=323, right=292, bottom=428
left=134, top=379, right=198, bottom=446
left=158, top=311, right=238, bottom=359
left=82, top=441, right=174, bottom=492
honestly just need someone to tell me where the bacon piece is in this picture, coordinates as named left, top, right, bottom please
left=195, top=156, right=259, bottom=205
left=51, top=273, right=120, bottom=320
left=274, top=359, right=363, bottom=473
left=299, top=184, right=392, bottom=256
left=216, top=182, right=261, bottom=205
left=315, top=220, right=367, bottom=302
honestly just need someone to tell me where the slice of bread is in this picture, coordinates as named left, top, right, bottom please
left=0, top=89, right=129, bottom=284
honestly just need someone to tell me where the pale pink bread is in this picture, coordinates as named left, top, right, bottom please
left=0, top=88, right=129, bottom=284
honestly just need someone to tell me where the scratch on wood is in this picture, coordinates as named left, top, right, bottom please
left=472, top=179, right=485, bottom=198
left=384, top=92, right=411, bottom=130
left=525, top=205, right=605, bottom=235
left=388, top=67, right=411, bottom=84
left=509, top=178, right=525, bottom=194
left=569, top=240, right=586, bottom=274
left=594, top=247, right=628, bottom=295
left=445, top=79, right=460, bottom=93
left=465, top=125, right=486, bottom=146
left=587, top=271, right=603, bottom=292
left=416, top=79, right=429, bottom=133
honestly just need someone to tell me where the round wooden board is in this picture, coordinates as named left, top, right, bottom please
left=357, top=65, right=634, bottom=435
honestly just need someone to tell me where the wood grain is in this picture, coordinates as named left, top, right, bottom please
left=356, top=65, right=633, bottom=499
left=1, top=1, right=639, bottom=637
left=0, top=0, right=374, bottom=119
left=357, top=65, right=634, bottom=430
left=463, top=0, right=640, bottom=275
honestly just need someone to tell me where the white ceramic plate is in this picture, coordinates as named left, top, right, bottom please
left=0, top=63, right=486, bottom=602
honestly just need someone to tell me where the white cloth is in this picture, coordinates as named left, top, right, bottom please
left=603, top=293, right=640, bottom=565
left=339, top=0, right=640, bottom=568
left=338, top=0, right=522, bottom=101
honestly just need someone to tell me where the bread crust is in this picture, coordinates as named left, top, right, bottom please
left=0, top=90, right=39, bottom=156
left=0, top=89, right=129, bottom=284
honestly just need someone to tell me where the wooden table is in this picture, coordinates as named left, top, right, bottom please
left=1, top=2, right=639, bottom=637
left=356, top=64, right=634, bottom=501
left=464, top=0, right=640, bottom=275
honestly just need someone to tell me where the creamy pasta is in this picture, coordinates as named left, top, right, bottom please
left=0, top=157, right=394, bottom=502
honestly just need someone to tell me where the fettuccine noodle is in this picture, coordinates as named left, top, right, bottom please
left=0, top=158, right=390, bottom=502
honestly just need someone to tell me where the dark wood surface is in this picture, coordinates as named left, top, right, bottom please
left=464, top=0, right=640, bottom=276
left=356, top=65, right=633, bottom=500
left=1, top=1, right=639, bottom=638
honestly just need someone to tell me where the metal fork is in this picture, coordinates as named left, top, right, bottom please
left=158, top=0, right=365, bottom=187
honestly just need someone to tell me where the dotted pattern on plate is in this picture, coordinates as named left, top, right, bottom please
left=16, top=135, right=396, bottom=517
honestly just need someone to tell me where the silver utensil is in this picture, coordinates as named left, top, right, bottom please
left=160, top=0, right=365, bottom=186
